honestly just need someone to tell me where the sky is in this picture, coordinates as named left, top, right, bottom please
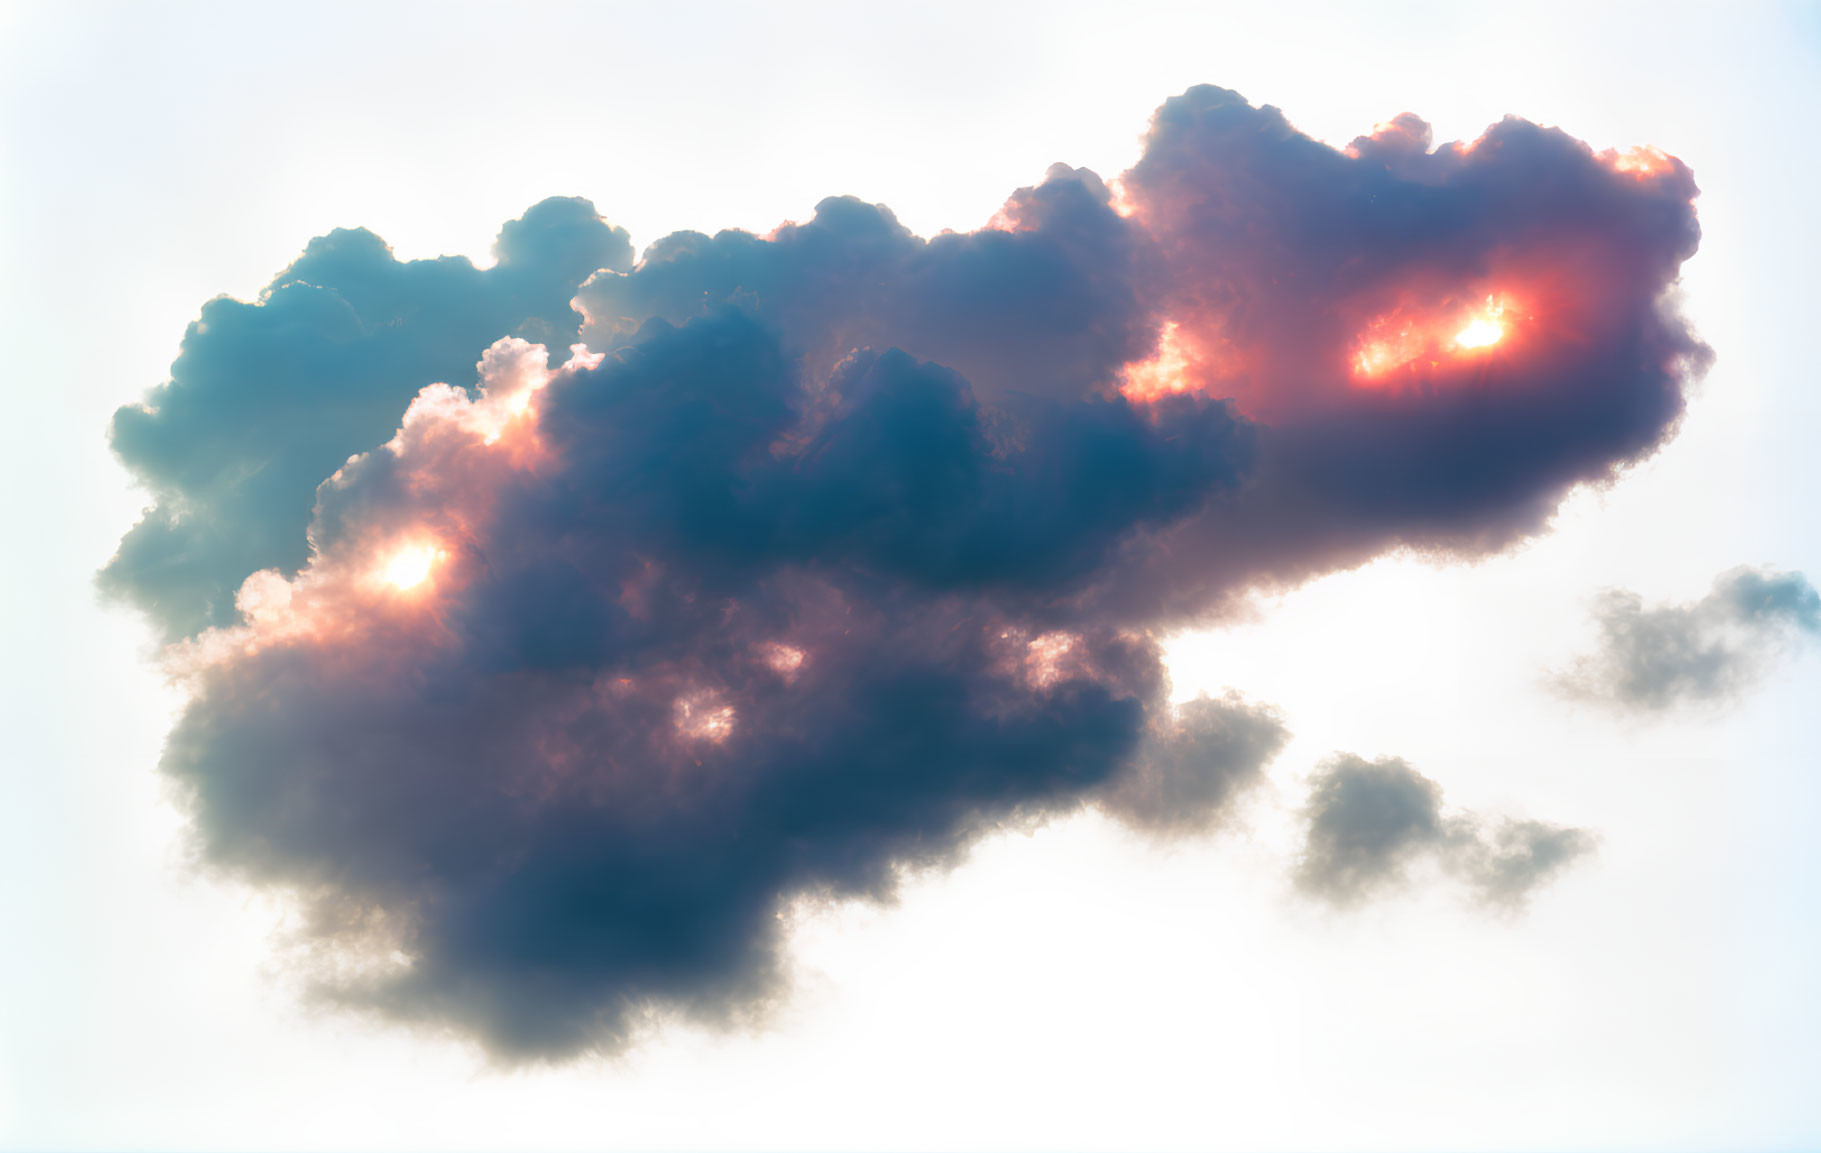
left=2, top=1, right=1819, bottom=1149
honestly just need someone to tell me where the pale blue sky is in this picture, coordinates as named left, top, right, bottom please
left=3, top=2, right=1818, bottom=1148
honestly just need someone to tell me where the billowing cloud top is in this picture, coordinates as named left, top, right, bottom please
left=106, top=86, right=1706, bottom=1058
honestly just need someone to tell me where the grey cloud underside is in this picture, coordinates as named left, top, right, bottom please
left=1555, top=566, right=1819, bottom=712
left=1295, top=755, right=1595, bottom=909
left=107, top=85, right=1703, bottom=1058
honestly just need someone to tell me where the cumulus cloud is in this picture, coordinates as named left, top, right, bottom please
left=107, top=84, right=1703, bottom=1058
left=1555, top=566, right=1819, bottom=712
left=1295, top=755, right=1594, bottom=909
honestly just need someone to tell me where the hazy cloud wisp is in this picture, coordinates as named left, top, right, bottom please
left=1555, top=566, right=1818, bottom=712
left=1295, top=755, right=1596, bottom=910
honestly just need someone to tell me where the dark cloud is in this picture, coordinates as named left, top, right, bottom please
left=108, top=84, right=1703, bottom=1057
left=1295, top=755, right=1594, bottom=909
left=1555, top=566, right=1820, bottom=712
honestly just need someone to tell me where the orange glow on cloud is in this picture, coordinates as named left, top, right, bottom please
left=1352, top=294, right=1518, bottom=384
left=169, top=338, right=621, bottom=680
left=1607, top=146, right=1672, bottom=179
left=1453, top=298, right=1506, bottom=349
left=1118, top=321, right=1236, bottom=404
left=1107, top=176, right=1138, bottom=219
left=992, top=629, right=1095, bottom=692
left=1024, top=632, right=1079, bottom=689
left=676, top=695, right=737, bottom=743
left=381, top=543, right=445, bottom=591
left=1120, top=322, right=1191, bottom=401
left=761, top=642, right=806, bottom=680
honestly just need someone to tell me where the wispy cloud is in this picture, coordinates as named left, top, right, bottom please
left=1295, top=755, right=1595, bottom=910
left=1555, top=567, right=1818, bottom=713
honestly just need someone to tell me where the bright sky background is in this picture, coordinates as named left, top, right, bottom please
left=3, top=1, right=1818, bottom=1149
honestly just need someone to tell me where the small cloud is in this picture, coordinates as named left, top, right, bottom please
left=1449, top=818, right=1597, bottom=910
left=1554, top=566, right=1819, bottom=713
left=1097, top=692, right=1288, bottom=835
left=1295, top=754, right=1593, bottom=910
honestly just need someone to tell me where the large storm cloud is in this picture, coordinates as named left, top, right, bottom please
left=109, top=85, right=1706, bottom=1057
